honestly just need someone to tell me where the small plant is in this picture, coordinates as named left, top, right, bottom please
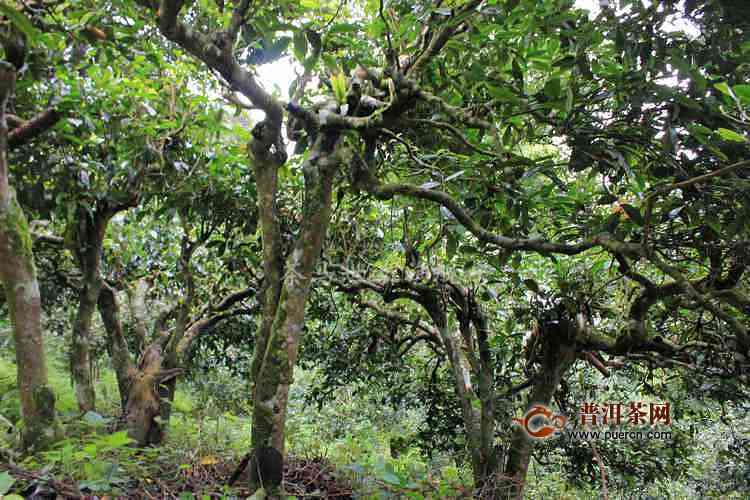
left=40, top=428, right=134, bottom=494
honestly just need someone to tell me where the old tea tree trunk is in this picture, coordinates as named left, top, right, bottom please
left=67, top=206, right=110, bottom=412
left=98, top=270, right=257, bottom=447
left=500, top=319, right=578, bottom=499
left=0, top=62, right=58, bottom=451
left=67, top=198, right=139, bottom=413
left=142, top=1, right=348, bottom=495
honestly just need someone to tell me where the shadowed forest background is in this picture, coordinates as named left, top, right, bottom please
left=0, top=0, right=749, bottom=498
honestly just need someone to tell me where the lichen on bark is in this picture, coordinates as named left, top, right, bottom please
left=0, top=193, right=59, bottom=452
left=23, top=385, right=62, bottom=450
left=0, top=190, right=35, bottom=273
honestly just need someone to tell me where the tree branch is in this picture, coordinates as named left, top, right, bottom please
left=8, top=108, right=62, bottom=149
left=418, top=90, right=493, bottom=130
left=407, top=0, right=482, bottom=77
left=353, top=155, right=609, bottom=255
left=141, top=0, right=283, bottom=131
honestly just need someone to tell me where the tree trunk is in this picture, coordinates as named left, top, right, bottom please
left=70, top=279, right=99, bottom=412
left=126, top=279, right=149, bottom=355
left=0, top=195, right=59, bottom=450
left=97, top=284, right=134, bottom=411
left=156, top=368, right=177, bottom=429
left=249, top=131, right=343, bottom=497
left=0, top=62, right=58, bottom=451
left=474, top=302, right=499, bottom=489
left=69, top=207, right=111, bottom=412
left=98, top=281, right=180, bottom=445
left=436, top=319, right=485, bottom=485
left=500, top=321, right=578, bottom=499
left=122, top=344, right=167, bottom=446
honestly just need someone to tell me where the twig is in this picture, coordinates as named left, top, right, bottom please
left=589, top=439, right=609, bottom=500
left=379, top=0, right=397, bottom=69
left=643, top=159, right=750, bottom=248
left=408, top=118, right=499, bottom=158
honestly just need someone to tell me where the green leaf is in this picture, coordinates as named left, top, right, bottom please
left=0, top=471, right=15, bottom=495
left=446, top=231, right=458, bottom=259
left=321, top=53, right=338, bottom=73
left=380, top=471, right=403, bottom=486
left=714, top=82, right=732, bottom=97
left=544, top=77, right=561, bottom=99
left=293, top=30, right=307, bottom=61
left=716, top=128, right=747, bottom=143
left=0, top=3, right=39, bottom=42
left=733, top=84, right=750, bottom=104
left=101, top=430, right=133, bottom=448
left=331, top=72, right=348, bottom=104
left=565, top=86, right=574, bottom=113
left=248, top=487, right=267, bottom=499
left=300, top=0, right=319, bottom=9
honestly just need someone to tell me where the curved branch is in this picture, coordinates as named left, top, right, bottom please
left=649, top=254, right=750, bottom=353
left=355, top=296, right=439, bottom=338
left=408, top=118, right=498, bottom=157
left=141, top=0, right=283, bottom=130
left=213, top=285, right=257, bottom=312
left=418, top=90, right=493, bottom=130
left=353, top=158, right=606, bottom=255
left=177, top=305, right=259, bottom=355
left=407, top=0, right=482, bottom=77
left=8, top=108, right=62, bottom=149
left=643, top=159, right=750, bottom=247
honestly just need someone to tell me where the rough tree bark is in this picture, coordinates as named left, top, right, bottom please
left=68, top=206, right=113, bottom=412
left=97, top=279, right=182, bottom=445
left=248, top=128, right=345, bottom=497
left=97, top=281, right=188, bottom=445
left=500, top=320, right=578, bottom=499
left=0, top=62, right=58, bottom=451
left=98, top=283, right=134, bottom=411
left=98, top=276, right=255, bottom=446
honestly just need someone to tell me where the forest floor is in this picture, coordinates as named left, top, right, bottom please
left=2, top=335, right=696, bottom=499
left=0, top=340, right=473, bottom=499
left=1, top=455, right=358, bottom=499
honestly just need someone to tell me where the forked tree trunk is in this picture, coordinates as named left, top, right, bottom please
left=122, top=344, right=173, bottom=446
left=98, top=283, right=176, bottom=446
left=0, top=62, right=58, bottom=451
left=248, top=130, right=343, bottom=497
left=500, top=320, right=578, bottom=499
left=99, top=281, right=236, bottom=446
left=435, top=317, right=486, bottom=486
left=429, top=290, right=499, bottom=491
